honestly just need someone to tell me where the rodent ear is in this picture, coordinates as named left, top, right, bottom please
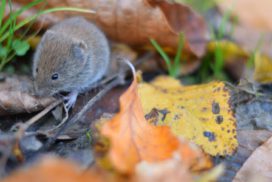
left=44, top=30, right=56, bottom=39
left=78, top=41, right=87, bottom=50
left=72, top=41, right=87, bottom=60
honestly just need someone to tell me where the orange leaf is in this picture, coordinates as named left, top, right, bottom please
left=101, top=75, right=178, bottom=174
left=101, top=73, right=211, bottom=174
left=2, top=156, right=107, bottom=182
left=135, top=155, right=193, bottom=182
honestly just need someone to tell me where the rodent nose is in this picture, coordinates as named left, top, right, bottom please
left=34, top=89, right=45, bottom=97
left=33, top=83, right=48, bottom=97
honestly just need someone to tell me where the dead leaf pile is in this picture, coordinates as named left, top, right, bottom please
left=3, top=73, right=217, bottom=182
left=2, top=0, right=272, bottom=181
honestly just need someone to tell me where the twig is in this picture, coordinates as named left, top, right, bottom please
left=15, top=99, right=62, bottom=138
left=42, top=75, right=124, bottom=150
left=34, top=102, right=69, bottom=136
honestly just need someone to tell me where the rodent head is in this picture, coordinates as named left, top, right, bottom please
left=33, top=30, right=88, bottom=96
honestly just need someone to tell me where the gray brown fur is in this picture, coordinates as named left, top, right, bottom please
left=33, top=17, right=110, bottom=96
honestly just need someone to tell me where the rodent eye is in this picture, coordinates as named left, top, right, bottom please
left=51, top=73, right=59, bottom=80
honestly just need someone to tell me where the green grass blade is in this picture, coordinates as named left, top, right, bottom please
left=173, top=33, right=184, bottom=76
left=214, top=42, right=224, bottom=78
left=0, top=0, right=43, bottom=36
left=0, top=7, right=95, bottom=43
left=0, top=0, right=6, bottom=27
left=218, top=9, right=231, bottom=39
left=150, top=38, right=173, bottom=75
left=6, top=0, right=14, bottom=53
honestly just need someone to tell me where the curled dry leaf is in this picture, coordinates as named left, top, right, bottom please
left=233, top=135, right=272, bottom=182
left=11, top=0, right=208, bottom=58
left=138, top=76, right=238, bottom=156
left=101, top=75, right=178, bottom=174
left=101, top=74, right=211, bottom=174
left=0, top=75, right=55, bottom=116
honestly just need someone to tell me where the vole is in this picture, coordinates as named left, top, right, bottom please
left=32, top=17, right=110, bottom=109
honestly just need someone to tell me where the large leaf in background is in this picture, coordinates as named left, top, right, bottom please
left=8, top=0, right=208, bottom=58
left=101, top=74, right=211, bottom=174
left=219, top=0, right=272, bottom=32
left=218, top=0, right=272, bottom=65
left=138, top=76, right=238, bottom=156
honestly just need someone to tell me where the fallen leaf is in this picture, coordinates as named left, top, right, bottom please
left=207, top=40, right=248, bottom=79
left=138, top=76, right=238, bottom=156
left=254, top=53, right=272, bottom=83
left=207, top=41, right=248, bottom=61
left=233, top=135, right=272, bottom=182
left=0, top=75, right=55, bottom=116
left=219, top=0, right=272, bottom=32
left=196, top=164, right=225, bottom=182
left=232, top=25, right=272, bottom=58
left=10, top=0, right=208, bottom=58
left=2, top=155, right=211, bottom=182
left=101, top=73, right=211, bottom=174
left=101, top=74, right=178, bottom=174
left=219, top=130, right=272, bottom=182
left=135, top=154, right=193, bottom=182
left=2, top=156, right=108, bottom=182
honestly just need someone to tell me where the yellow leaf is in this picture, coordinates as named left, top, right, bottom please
left=207, top=40, right=248, bottom=61
left=254, top=53, right=272, bottom=83
left=138, top=76, right=238, bottom=156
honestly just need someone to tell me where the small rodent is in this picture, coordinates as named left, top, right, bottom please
left=33, top=17, right=110, bottom=108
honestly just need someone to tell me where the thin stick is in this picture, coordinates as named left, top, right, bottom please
left=15, top=99, right=62, bottom=138
left=43, top=76, right=124, bottom=149
left=40, top=102, right=69, bottom=134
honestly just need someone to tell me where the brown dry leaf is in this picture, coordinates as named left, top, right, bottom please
left=101, top=73, right=211, bottom=174
left=233, top=135, right=272, bottom=182
left=138, top=76, right=238, bottom=156
left=219, top=130, right=272, bottom=181
left=10, top=0, right=208, bottom=57
left=0, top=75, right=55, bottom=116
left=219, top=0, right=272, bottom=32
